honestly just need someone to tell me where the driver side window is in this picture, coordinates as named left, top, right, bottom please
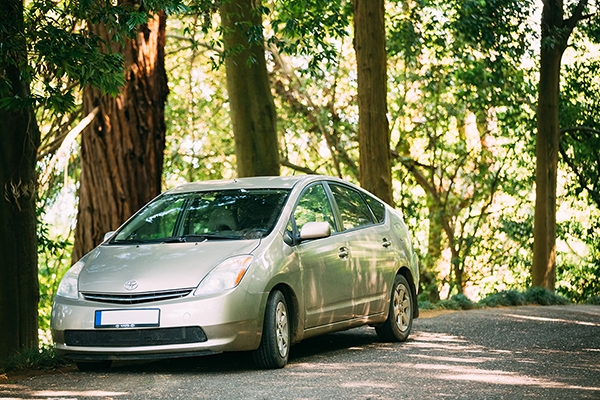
left=292, top=184, right=337, bottom=233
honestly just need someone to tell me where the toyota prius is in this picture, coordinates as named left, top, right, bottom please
left=52, top=175, right=419, bottom=371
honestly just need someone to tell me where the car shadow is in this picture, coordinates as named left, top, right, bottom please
left=108, top=326, right=388, bottom=374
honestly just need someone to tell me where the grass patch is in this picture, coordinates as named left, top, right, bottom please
left=0, top=345, right=69, bottom=375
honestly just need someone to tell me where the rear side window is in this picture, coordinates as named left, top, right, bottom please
left=328, top=184, right=374, bottom=231
left=363, top=194, right=386, bottom=223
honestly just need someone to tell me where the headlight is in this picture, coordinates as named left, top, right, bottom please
left=56, top=261, right=84, bottom=299
left=194, top=255, right=254, bottom=296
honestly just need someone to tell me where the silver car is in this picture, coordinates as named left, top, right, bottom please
left=52, top=175, right=419, bottom=370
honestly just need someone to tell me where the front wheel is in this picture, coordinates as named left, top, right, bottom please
left=376, top=274, right=413, bottom=342
left=252, top=290, right=290, bottom=369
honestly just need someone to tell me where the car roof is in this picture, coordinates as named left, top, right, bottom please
left=166, top=175, right=328, bottom=194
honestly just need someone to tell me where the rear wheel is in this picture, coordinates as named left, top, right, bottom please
left=376, top=274, right=413, bottom=342
left=75, top=360, right=112, bottom=372
left=252, top=290, right=290, bottom=369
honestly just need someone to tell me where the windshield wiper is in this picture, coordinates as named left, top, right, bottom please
left=110, top=238, right=149, bottom=245
left=182, top=233, right=240, bottom=241
left=154, top=234, right=241, bottom=243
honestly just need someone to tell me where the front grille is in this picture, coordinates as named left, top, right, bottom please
left=82, top=289, right=194, bottom=304
left=65, top=326, right=207, bottom=347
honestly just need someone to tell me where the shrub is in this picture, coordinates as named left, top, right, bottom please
left=418, top=300, right=437, bottom=310
left=438, top=294, right=477, bottom=310
left=585, top=295, right=600, bottom=305
left=480, top=290, right=526, bottom=307
left=524, top=287, right=569, bottom=305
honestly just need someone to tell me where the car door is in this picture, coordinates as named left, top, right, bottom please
left=327, top=183, right=396, bottom=318
left=291, top=183, right=354, bottom=328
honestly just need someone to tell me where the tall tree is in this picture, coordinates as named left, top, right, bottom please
left=353, top=0, right=393, bottom=205
left=532, top=0, right=593, bottom=290
left=72, top=12, right=169, bottom=262
left=387, top=0, right=535, bottom=296
left=0, top=0, right=40, bottom=361
left=221, top=0, right=280, bottom=177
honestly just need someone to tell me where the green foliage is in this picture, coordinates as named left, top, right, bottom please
left=480, top=290, right=526, bottom=307
left=163, top=17, right=236, bottom=184
left=556, top=218, right=600, bottom=303
left=523, top=287, right=569, bottom=306
left=586, top=296, right=600, bottom=305
left=387, top=0, right=538, bottom=295
left=270, top=0, right=350, bottom=72
left=438, top=294, right=478, bottom=310
left=417, top=300, right=437, bottom=310
left=419, top=288, right=570, bottom=312
left=1, top=0, right=188, bottom=114
left=36, top=206, right=72, bottom=342
left=0, top=345, right=69, bottom=374
left=555, top=59, right=600, bottom=303
left=560, top=59, right=600, bottom=208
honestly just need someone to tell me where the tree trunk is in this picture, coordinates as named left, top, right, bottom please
left=532, top=0, right=572, bottom=290
left=72, top=12, right=168, bottom=262
left=221, top=0, right=280, bottom=177
left=353, top=0, right=393, bottom=205
left=0, top=0, right=40, bottom=361
left=422, top=203, right=442, bottom=301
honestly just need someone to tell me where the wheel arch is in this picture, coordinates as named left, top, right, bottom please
left=397, top=266, right=419, bottom=318
left=270, top=283, right=302, bottom=344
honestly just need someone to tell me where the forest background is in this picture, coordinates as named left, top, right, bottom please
left=1, top=0, right=599, bottom=361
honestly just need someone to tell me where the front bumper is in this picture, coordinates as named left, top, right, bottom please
left=51, top=287, right=265, bottom=360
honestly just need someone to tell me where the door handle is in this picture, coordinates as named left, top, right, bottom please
left=338, top=247, right=349, bottom=259
left=382, top=238, right=392, bottom=248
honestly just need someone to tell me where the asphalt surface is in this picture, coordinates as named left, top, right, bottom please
left=1, top=305, right=599, bottom=399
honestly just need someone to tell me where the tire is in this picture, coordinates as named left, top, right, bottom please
left=252, top=290, right=290, bottom=369
left=376, top=274, right=413, bottom=342
left=75, top=360, right=112, bottom=372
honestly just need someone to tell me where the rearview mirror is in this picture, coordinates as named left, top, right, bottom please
left=299, top=222, right=331, bottom=240
left=103, top=231, right=116, bottom=242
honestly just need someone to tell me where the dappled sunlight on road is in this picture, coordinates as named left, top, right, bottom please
left=407, top=354, right=495, bottom=363
left=34, top=389, right=129, bottom=397
left=404, top=331, right=486, bottom=352
left=0, top=383, right=128, bottom=398
left=287, top=327, right=600, bottom=395
left=442, top=371, right=600, bottom=390
left=503, top=313, right=600, bottom=327
left=403, top=330, right=600, bottom=393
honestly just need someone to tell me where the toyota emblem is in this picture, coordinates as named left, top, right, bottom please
left=124, top=280, right=138, bottom=291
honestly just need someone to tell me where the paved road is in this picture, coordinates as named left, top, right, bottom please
left=2, top=305, right=599, bottom=399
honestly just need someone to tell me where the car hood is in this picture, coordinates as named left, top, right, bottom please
left=77, top=240, right=261, bottom=294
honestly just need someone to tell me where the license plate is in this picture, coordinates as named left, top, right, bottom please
left=94, top=309, right=160, bottom=328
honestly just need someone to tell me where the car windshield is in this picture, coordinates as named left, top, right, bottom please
left=110, top=189, right=290, bottom=244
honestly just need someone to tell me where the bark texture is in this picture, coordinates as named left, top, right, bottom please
left=0, top=0, right=40, bottom=361
left=221, top=0, right=280, bottom=177
left=532, top=0, right=587, bottom=290
left=353, top=0, right=393, bottom=206
left=72, top=12, right=168, bottom=262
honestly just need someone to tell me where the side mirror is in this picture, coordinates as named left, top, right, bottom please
left=103, top=231, right=116, bottom=242
left=299, top=221, right=331, bottom=240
